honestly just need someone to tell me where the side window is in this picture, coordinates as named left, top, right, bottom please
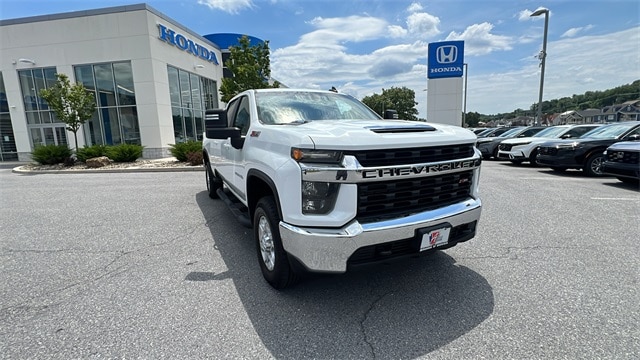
left=567, top=127, right=590, bottom=138
left=623, top=126, right=640, bottom=139
left=226, top=99, right=241, bottom=127
left=232, top=96, right=251, bottom=136
left=520, top=128, right=541, bottom=137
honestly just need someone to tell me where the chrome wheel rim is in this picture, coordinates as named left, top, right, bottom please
left=258, top=216, right=275, bottom=271
left=591, top=157, right=603, bottom=175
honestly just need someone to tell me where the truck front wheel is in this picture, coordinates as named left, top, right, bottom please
left=205, top=163, right=222, bottom=199
left=254, top=196, right=298, bottom=289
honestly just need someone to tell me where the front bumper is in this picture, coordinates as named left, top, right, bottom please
left=280, top=197, right=481, bottom=273
left=497, top=150, right=526, bottom=161
left=536, top=152, right=581, bottom=168
left=602, top=161, right=640, bottom=180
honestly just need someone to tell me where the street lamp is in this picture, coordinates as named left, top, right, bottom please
left=530, top=7, right=549, bottom=126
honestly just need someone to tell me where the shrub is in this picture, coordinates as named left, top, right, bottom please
left=31, top=144, right=73, bottom=165
left=186, top=151, right=204, bottom=166
left=76, top=144, right=108, bottom=162
left=169, top=141, right=202, bottom=162
left=106, top=144, right=144, bottom=162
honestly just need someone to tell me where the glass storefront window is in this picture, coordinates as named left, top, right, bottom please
left=18, top=67, right=68, bottom=149
left=168, top=65, right=217, bottom=143
left=0, top=72, right=18, bottom=161
left=74, top=61, right=140, bottom=146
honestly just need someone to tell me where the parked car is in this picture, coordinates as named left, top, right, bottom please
left=536, top=121, right=640, bottom=176
left=601, top=141, right=640, bottom=184
left=497, top=124, right=602, bottom=165
left=476, top=126, right=546, bottom=160
left=476, top=127, right=514, bottom=138
left=470, top=127, right=488, bottom=135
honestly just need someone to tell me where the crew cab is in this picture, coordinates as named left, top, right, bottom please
left=202, top=89, right=482, bottom=289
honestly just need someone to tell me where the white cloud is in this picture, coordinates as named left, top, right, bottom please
left=197, top=0, right=254, bottom=14
left=561, top=25, right=594, bottom=38
left=406, top=12, right=441, bottom=38
left=446, top=23, right=513, bottom=55
left=387, top=25, right=408, bottom=38
left=407, top=3, right=423, bottom=13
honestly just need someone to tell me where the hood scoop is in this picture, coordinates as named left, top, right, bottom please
left=367, top=124, right=436, bottom=133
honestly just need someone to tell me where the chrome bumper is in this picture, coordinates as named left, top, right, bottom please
left=279, top=198, right=482, bottom=273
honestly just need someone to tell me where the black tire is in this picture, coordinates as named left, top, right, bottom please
left=254, top=196, right=298, bottom=289
left=205, top=162, right=222, bottom=199
left=528, top=149, right=538, bottom=167
left=584, top=153, right=605, bottom=177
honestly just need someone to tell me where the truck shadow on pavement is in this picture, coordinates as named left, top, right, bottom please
left=194, top=191, right=494, bottom=359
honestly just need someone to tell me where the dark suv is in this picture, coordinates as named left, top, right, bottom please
left=536, top=122, right=640, bottom=176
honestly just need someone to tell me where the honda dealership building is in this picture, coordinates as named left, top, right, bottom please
left=0, top=3, right=258, bottom=161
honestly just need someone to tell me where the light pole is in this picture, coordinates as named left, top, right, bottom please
left=463, top=63, right=468, bottom=127
left=530, top=8, right=549, bottom=126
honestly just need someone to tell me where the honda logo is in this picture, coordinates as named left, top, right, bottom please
left=436, top=45, right=458, bottom=64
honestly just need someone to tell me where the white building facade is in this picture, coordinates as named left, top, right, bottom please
left=0, top=3, right=227, bottom=161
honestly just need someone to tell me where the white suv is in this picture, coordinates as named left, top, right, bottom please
left=497, top=124, right=602, bottom=165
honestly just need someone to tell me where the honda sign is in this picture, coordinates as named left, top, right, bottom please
left=428, top=41, right=464, bottom=79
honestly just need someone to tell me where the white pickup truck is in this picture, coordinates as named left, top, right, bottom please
left=203, top=89, right=482, bottom=289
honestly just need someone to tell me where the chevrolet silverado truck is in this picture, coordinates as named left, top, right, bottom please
left=202, top=89, right=482, bottom=289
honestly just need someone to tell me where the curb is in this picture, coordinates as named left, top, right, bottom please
left=12, top=165, right=204, bottom=174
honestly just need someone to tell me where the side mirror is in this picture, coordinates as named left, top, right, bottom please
left=205, top=127, right=245, bottom=149
left=205, top=109, right=228, bottom=129
left=626, top=134, right=640, bottom=141
left=560, top=134, right=573, bottom=139
left=384, top=109, right=399, bottom=119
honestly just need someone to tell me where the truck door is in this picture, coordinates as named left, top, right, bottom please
left=215, top=98, right=241, bottom=185
left=227, top=95, right=251, bottom=198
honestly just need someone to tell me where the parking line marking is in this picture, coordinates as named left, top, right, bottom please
left=591, top=197, right=640, bottom=201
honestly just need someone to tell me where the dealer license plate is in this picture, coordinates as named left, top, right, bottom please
left=420, top=227, right=451, bottom=251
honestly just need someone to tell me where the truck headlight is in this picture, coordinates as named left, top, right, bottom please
left=291, top=148, right=343, bottom=164
left=302, top=181, right=339, bottom=214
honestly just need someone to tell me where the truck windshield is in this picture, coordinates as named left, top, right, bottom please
left=256, top=91, right=381, bottom=124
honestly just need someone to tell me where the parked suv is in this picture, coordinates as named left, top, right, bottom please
left=602, top=141, right=640, bottom=184
left=497, top=124, right=602, bottom=165
left=536, top=122, right=640, bottom=176
left=476, top=126, right=545, bottom=160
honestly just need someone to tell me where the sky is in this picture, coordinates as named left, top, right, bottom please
left=1, top=0, right=639, bottom=118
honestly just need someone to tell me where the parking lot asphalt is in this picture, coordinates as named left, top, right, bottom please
left=0, top=161, right=638, bottom=359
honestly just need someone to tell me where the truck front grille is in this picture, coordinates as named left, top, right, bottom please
left=345, top=144, right=475, bottom=167
left=356, top=170, right=474, bottom=223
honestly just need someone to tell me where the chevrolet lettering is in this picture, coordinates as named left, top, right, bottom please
left=362, top=160, right=479, bottom=179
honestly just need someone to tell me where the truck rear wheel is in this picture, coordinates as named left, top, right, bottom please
left=206, top=163, right=222, bottom=199
left=254, top=196, right=298, bottom=289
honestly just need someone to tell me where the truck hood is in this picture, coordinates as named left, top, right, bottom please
left=275, top=119, right=476, bottom=149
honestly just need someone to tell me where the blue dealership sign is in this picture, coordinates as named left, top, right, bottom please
left=158, top=24, right=219, bottom=65
left=428, top=41, right=464, bottom=79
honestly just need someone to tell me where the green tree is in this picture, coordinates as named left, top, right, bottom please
left=464, top=111, right=481, bottom=127
left=39, top=73, right=95, bottom=151
left=361, top=93, right=391, bottom=117
left=362, top=87, right=418, bottom=120
left=219, top=35, right=280, bottom=103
